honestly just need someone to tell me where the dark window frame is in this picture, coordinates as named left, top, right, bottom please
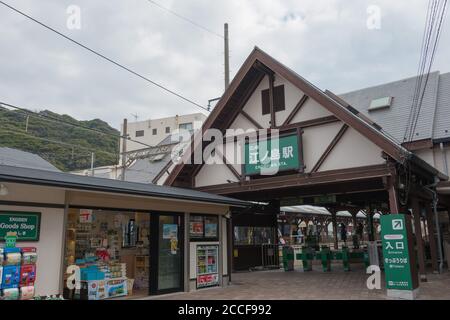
left=152, top=128, right=157, bottom=135
left=165, top=126, right=171, bottom=134
left=135, top=130, right=145, bottom=137
left=261, top=84, right=285, bottom=115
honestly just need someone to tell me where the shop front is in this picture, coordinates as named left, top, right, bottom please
left=64, top=209, right=187, bottom=298
left=0, top=164, right=248, bottom=300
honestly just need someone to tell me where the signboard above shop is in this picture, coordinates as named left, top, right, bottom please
left=244, top=133, right=302, bottom=176
left=0, top=211, right=41, bottom=241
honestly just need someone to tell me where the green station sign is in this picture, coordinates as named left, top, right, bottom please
left=0, top=211, right=41, bottom=241
left=381, top=214, right=417, bottom=292
left=244, top=133, right=301, bottom=175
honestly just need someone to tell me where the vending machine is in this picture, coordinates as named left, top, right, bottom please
left=196, top=245, right=219, bottom=289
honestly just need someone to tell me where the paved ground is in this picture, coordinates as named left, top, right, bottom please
left=148, top=264, right=450, bottom=300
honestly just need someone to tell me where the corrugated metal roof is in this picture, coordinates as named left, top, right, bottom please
left=0, top=164, right=249, bottom=207
left=433, top=72, right=450, bottom=140
left=0, top=147, right=60, bottom=172
left=339, top=71, right=442, bottom=142
left=123, top=153, right=171, bottom=184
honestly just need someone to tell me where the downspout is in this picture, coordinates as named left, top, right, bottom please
left=424, top=176, right=444, bottom=274
left=440, top=143, right=448, bottom=176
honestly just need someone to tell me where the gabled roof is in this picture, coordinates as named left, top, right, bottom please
left=0, top=164, right=249, bottom=207
left=0, top=147, right=60, bottom=172
left=165, top=47, right=414, bottom=186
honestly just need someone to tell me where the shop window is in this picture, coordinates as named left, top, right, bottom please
left=233, top=226, right=275, bottom=245
left=189, top=215, right=218, bottom=240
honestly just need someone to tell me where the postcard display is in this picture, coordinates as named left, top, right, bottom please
left=196, top=245, right=219, bottom=289
left=0, top=246, right=38, bottom=300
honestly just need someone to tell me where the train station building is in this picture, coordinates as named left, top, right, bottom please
left=161, top=47, right=450, bottom=294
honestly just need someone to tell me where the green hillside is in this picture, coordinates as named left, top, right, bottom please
left=0, top=106, right=120, bottom=171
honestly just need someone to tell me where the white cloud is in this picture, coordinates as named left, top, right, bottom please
left=0, top=0, right=448, bottom=130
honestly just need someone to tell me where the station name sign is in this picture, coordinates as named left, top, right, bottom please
left=0, top=211, right=41, bottom=241
left=244, top=133, right=302, bottom=176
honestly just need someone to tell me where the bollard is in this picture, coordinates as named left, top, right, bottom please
left=296, top=246, right=313, bottom=272
left=342, top=246, right=350, bottom=272
left=319, top=245, right=331, bottom=272
left=363, top=250, right=370, bottom=269
left=282, top=246, right=294, bottom=271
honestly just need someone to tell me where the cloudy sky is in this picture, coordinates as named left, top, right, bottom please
left=0, top=0, right=449, bottom=129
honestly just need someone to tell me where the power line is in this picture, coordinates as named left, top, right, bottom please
left=403, top=0, right=448, bottom=144
left=409, top=0, right=448, bottom=142
left=0, top=101, right=151, bottom=148
left=0, top=1, right=209, bottom=113
left=145, top=0, right=223, bottom=39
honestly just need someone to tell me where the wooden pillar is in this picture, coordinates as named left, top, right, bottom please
left=412, top=199, right=427, bottom=281
left=268, top=73, right=276, bottom=128
left=388, top=180, right=400, bottom=214
left=367, top=207, right=375, bottom=242
left=425, top=203, right=439, bottom=273
left=330, top=209, right=338, bottom=250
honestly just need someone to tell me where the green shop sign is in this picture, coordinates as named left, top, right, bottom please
left=0, top=211, right=41, bottom=241
left=381, top=214, right=418, bottom=293
left=244, top=133, right=302, bottom=175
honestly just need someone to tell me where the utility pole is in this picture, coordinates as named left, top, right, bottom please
left=121, top=118, right=128, bottom=181
left=90, top=152, right=95, bottom=176
left=224, top=23, right=230, bottom=90
left=25, top=115, right=29, bottom=132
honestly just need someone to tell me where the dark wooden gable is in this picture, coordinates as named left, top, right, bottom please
left=165, top=47, right=406, bottom=187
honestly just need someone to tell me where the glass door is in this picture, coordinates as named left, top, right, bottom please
left=150, top=213, right=183, bottom=294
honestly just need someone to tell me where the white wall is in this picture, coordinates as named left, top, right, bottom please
left=302, top=121, right=343, bottom=172
left=195, top=163, right=239, bottom=187
left=414, top=145, right=450, bottom=177
left=221, top=217, right=228, bottom=276
left=0, top=205, right=65, bottom=296
left=319, top=127, right=385, bottom=171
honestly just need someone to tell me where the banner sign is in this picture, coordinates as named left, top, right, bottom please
left=381, top=214, right=417, bottom=291
left=0, top=211, right=41, bottom=241
left=197, top=274, right=219, bottom=288
left=244, top=133, right=301, bottom=175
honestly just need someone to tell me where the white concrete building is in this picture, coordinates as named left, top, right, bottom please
left=121, top=113, right=207, bottom=152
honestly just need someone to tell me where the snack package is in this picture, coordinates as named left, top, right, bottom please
left=4, top=248, right=21, bottom=266
left=21, top=248, right=38, bottom=265
left=2, top=265, right=20, bottom=289
left=3, top=288, right=20, bottom=300
left=20, top=264, right=36, bottom=287
left=20, top=286, right=35, bottom=300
